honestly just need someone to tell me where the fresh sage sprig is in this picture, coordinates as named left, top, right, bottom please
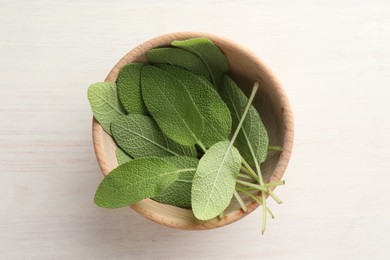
left=94, top=157, right=196, bottom=208
left=111, top=114, right=197, bottom=158
left=171, top=37, right=228, bottom=90
left=117, top=63, right=147, bottom=115
left=158, top=64, right=232, bottom=148
left=192, top=82, right=259, bottom=220
left=146, top=47, right=210, bottom=81
left=87, top=82, right=125, bottom=134
left=153, top=156, right=199, bottom=208
left=88, top=37, right=285, bottom=235
left=141, top=65, right=205, bottom=149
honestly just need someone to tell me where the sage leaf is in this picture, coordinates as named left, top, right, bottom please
left=191, top=141, right=242, bottom=220
left=158, top=64, right=232, bottom=148
left=141, top=65, right=204, bottom=147
left=87, top=82, right=125, bottom=135
left=116, top=147, right=132, bottom=165
left=94, top=157, right=181, bottom=208
left=146, top=47, right=210, bottom=81
left=111, top=114, right=197, bottom=158
left=153, top=156, right=199, bottom=208
left=117, top=63, right=148, bottom=115
left=221, top=75, right=269, bottom=166
left=171, top=38, right=228, bottom=90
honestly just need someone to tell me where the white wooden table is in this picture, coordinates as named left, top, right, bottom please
left=1, top=1, right=389, bottom=259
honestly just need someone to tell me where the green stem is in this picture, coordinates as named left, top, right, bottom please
left=240, top=178, right=282, bottom=204
left=264, top=180, right=285, bottom=188
left=238, top=83, right=268, bottom=234
left=237, top=188, right=275, bottom=219
left=241, top=159, right=259, bottom=182
left=268, top=146, right=282, bottom=151
left=176, top=168, right=197, bottom=173
left=240, top=166, right=252, bottom=175
left=267, top=207, right=275, bottom=219
left=268, top=190, right=283, bottom=204
left=261, top=195, right=267, bottom=235
left=226, top=82, right=263, bottom=222
left=236, top=179, right=268, bottom=192
left=229, top=82, right=259, bottom=145
left=240, top=166, right=259, bottom=181
left=237, top=188, right=261, bottom=204
left=231, top=82, right=278, bottom=235
left=197, top=141, right=207, bottom=153
left=236, top=186, right=257, bottom=191
left=233, top=190, right=248, bottom=213
left=253, top=159, right=264, bottom=185
left=249, top=157, right=267, bottom=235
left=237, top=173, right=253, bottom=180
left=242, top=150, right=284, bottom=231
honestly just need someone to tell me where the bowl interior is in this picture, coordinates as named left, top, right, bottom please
left=92, top=32, right=294, bottom=230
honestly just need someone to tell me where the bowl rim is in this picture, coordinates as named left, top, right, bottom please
left=92, top=31, right=294, bottom=230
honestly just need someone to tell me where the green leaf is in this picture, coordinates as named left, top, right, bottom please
left=146, top=47, right=210, bottom=81
left=220, top=75, right=269, bottom=165
left=87, top=82, right=125, bottom=135
left=94, top=157, right=180, bottom=208
left=158, top=64, right=232, bottom=148
left=171, top=38, right=228, bottom=90
left=153, top=156, right=199, bottom=208
left=117, top=63, right=148, bottom=115
left=191, top=141, right=242, bottom=220
left=141, top=65, right=204, bottom=146
left=116, top=147, right=132, bottom=165
left=111, top=114, right=197, bottom=158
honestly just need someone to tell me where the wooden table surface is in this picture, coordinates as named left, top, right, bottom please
left=1, top=1, right=389, bottom=259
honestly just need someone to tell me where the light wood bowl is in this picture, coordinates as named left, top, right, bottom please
left=92, top=32, right=294, bottom=230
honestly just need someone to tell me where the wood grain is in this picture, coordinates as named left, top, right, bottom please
left=1, top=0, right=390, bottom=259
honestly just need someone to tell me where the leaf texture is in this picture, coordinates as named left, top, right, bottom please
left=111, top=114, right=197, bottom=158
left=221, top=75, right=269, bottom=165
left=94, top=157, right=179, bottom=208
left=141, top=65, right=204, bottom=146
left=153, top=156, right=199, bottom=208
left=115, top=147, right=132, bottom=165
left=191, top=141, right=242, bottom=220
left=158, top=64, right=232, bottom=147
left=146, top=47, right=210, bottom=80
left=116, top=63, right=148, bottom=115
left=87, top=82, right=125, bottom=135
left=171, top=38, right=228, bottom=90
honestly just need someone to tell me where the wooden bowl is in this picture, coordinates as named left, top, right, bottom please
left=92, top=32, right=294, bottom=230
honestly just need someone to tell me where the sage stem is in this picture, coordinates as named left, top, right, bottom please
left=268, top=190, right=283, bottom=204
left=176, top=168, right=197, bottom=173
left=197, top=141, right=207, bottom=153
left=229, top=82, right=259, bottom=145
left=267, top=208, right=275, bottom=219
left=237, top=188, right=261, bottom=204
left=240, top=166, right=259, bottom=181
left=264, top=180, right=285, bottom=188
left=237, top=173, right=253, bottom=180
left=241, top=158, right=259, bottom=181
left=236, top=179, right=268, bottom=192
left=268, top=146, right=282, bottom=151
left=233, top=190, right=248, bottom=213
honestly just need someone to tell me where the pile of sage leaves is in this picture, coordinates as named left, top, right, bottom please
left=88, top=38, right=285, bottom=234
